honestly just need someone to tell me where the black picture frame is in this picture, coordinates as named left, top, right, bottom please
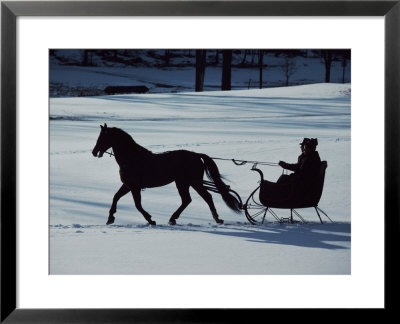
left=1, top=0, right=398, bottom=322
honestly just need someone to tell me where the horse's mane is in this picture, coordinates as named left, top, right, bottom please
left=111, top=127, right=152, bottom=157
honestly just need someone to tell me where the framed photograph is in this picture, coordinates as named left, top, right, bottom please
left=1, top=0, right=398, bottom=322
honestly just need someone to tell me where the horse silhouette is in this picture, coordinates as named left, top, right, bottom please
left=92, top=124, right=241, bottom=225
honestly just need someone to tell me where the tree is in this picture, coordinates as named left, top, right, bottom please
left=214, top=50, right=220, bottom=65
left=258, top=50, right=264, bottom=89
left=250, top=50, right=257, bottom=65
left=82, top=50, right=91, bottom=66
left=281, top=55, right=297, bottom=86
left=241, top=50, right=249, bottom=66
left=320, top=50, right=334, bottom=83
left=195, top=50, right=207, bottom=92
left=221, top=50, right=232, bottom=91
left=337, top=50, right=351, bottom=83
left=164, top=50, right=171, bottom=66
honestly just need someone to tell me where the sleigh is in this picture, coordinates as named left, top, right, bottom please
left=243, top=161, right=332, bottom=224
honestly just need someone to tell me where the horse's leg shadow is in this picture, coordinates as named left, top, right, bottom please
left=168, top=183, right=192, bottom=225
left=131, top=188, right=156, bottom=225
left=107, top=184, right=130, bottom=225
left=192, top=183, right=224, bottom=224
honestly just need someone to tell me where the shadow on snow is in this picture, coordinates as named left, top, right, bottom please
left=50, top=221, right=350, bottom=251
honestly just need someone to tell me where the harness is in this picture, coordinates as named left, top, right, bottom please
left=104, top=150, right=279, bottom=170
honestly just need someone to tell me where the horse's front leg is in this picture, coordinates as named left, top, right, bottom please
left=131, top=188, right=156, bottom=225
left=107, top=184, right=130, bottom=225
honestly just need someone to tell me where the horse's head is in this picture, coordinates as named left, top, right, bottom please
left=92, top=123, right=112, bottom=158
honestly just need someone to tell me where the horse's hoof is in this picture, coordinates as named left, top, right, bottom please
left=168, top=219, right=176, bottom=225
left=215, top=219, right=224, bottom=225
left=106, top=216, right=115, bottom=225
left=149, top=220, right=156, bottom=226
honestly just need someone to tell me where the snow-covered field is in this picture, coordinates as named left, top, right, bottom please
left=49, top=83, right=351, bottom=275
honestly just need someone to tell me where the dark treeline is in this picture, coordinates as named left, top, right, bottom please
left=50, top=49, right=350, bottom=69
left=50, top=49, right=350, bottom=94
left=192, top=49, right=350, bottom=92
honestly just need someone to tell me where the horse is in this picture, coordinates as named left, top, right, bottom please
left=92, top=124, right=242, bottom=225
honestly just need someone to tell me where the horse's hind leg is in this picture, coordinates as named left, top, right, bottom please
left=131, top=188, right=156, bottom=225
left=192, top=183, right=224, bottom=224
left=107, top=184, right=130, bottom=225
left=168, top=183, right=192, bottom=225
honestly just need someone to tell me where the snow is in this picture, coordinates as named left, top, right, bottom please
left=50, top=83, right=351, bottom=275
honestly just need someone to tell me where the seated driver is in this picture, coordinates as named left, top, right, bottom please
left=277, top=138, right=321, bottom=186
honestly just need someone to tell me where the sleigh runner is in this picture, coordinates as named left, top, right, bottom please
left=243, top=161, right=332, bottom=224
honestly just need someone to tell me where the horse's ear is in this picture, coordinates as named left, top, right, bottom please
left=104, top=123, right=108, bottom=129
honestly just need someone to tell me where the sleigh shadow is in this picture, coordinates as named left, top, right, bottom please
left=163, top=222, right=351, bottom=250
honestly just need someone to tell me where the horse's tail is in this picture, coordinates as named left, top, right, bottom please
left=200, top=154, right=242, bottom=213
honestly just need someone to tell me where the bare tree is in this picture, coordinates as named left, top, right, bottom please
left=221, top=50, right=232, bottom=91
left=82, top=50, right=90, bottom=66
left=250, top=50, right=256, bottom=65
left=214, top=50, right=220, bottom=65
left=320, top=50, right=334, bottom=83
left=258, top=50, right=264, bottom=89
left=195, top=50, right=207, bottom=92
left=338, top=50, right=351, bottom=83
left=281, top=55, right=297, bottom=86
left=241, top=50, right=249, bottom=66
left=164, top=50, right=171, bottom=66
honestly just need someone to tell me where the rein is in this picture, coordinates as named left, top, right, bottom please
left=210, top=157, right=279, bottom=167
left=105, top=149, right=114, bottom=157
left=104, top=149, right=278, bottom=167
